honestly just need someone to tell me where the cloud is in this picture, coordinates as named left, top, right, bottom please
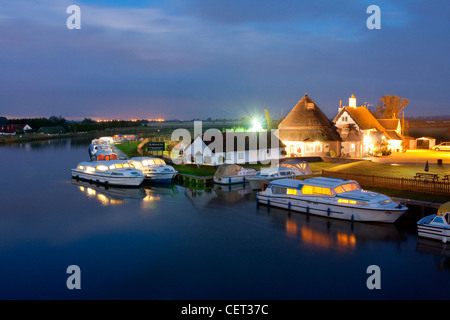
left=0, top=0, right=448, bottom=119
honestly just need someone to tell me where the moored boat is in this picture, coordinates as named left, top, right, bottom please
left=247, top=161, right=312, bottom=190
left=71, top=160, right=145, bottom=187
left=417, top=201, right=450, bottom=243
left=256, top=177, right=407, bottom=223
left=213, top=164, right=257, bottom=185
left=127, top=157, right=178, bottom=183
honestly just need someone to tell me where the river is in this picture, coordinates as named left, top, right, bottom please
left=0, top=138, right=449, bottom=300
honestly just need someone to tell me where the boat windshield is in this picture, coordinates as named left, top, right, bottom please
left=110, top=163, right=133, bottom=169
left=334, top=182, right=360, bottom=194
left=142, top=159, right=166, bottom=166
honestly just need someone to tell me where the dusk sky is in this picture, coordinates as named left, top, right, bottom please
left=0, top=0, right=449, bottom=120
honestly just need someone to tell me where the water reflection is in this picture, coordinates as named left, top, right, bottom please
left=259, top=205, right=405, bottom=252
left=417, top=238, right=450, bottom=270
left=72, top=179, right=147, bottom=206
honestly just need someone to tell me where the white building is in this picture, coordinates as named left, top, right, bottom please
left=333, top=94, right=404, bottom=156
left=183, top=131, right=286, bottom=166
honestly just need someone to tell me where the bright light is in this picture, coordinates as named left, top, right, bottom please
left=249, top=118, right=263, bottom=132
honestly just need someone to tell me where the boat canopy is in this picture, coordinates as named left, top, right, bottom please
left=214, top=164, right=244, bottom=178
left=438, top=201, right=450, bottom=216
left=279, top=160, right=312, bottom=175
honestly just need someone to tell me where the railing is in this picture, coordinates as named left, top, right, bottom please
left=321, top=170, right=450, bottom=196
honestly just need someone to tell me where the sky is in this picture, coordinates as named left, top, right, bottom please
left=0, top=0, right=449, bottom=121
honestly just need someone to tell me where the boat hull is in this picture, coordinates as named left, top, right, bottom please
left=144, top=172, right=177, bottom=183
left=213, top=175, right=252, bottom=185
left=256, top=193, right=406, bottom=223
left=71, top=170, right=144, bottom=187
left=417, top=216, right=450, bottom=242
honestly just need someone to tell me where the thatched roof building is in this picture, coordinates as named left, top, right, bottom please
left=279, top=94, right=341, bottom=141
left=278, top=94, right=341, bottom=157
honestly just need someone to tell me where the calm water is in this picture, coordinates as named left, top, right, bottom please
left=1, top=138, right=449, bottom=300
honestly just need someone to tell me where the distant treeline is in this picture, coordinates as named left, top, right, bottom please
left=70, top=119, right=141, bottom=132
left=3, top=116, right=142, bottom=133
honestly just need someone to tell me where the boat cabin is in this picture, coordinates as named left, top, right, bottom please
left=268, top=177, right=361, bottom=197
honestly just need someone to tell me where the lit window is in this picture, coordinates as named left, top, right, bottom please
left=341, top=183, right=360, bottom=192
left=301, top=185, right=333, bottom=196
left=86, top=166, right=95, bottom=173
left=96, top=165, right=109, bottom=171
left=334, top=186, right=345, bottom=194
left=78, top=165, right=85, bottom=170
left=287, top=188, right=298, bottom=195
left=338, top=199, right=357, bottom=204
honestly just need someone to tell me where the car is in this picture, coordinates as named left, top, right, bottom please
left=433, top=142, right=450, bottom=151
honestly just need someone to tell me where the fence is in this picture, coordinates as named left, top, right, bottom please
left=321, top=170, right=450, bottom=196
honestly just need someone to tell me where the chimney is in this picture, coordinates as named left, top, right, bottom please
left=349, top=94, right=356, bottom=108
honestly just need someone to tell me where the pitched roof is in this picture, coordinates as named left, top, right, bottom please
left=336, top=106, right=385, bottom=132
left=278, top=94, right=341, bottom=142
left=0, top=124, right=28, bottom=133
left=377, top=119, right=400, bottom=131
left=279, top=94, right=334, bottom=128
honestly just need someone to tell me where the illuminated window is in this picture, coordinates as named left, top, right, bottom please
left=341, top=183, right=360, bottom=192
left=334, top=186, right=345, bottom=194
left=86, top=166, right=95, bottom=173
left=96, top=165, right=109, bottom=171
left=114, top=164, right=123, bottom=169
left=78, top=165, right=85, bottom=170
left=287, top=188, right=298, bottom=195
left=301, top=185, right=333, bottom=196
left=338, top=199, right=357, bottom=204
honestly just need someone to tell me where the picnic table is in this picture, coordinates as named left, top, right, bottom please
left=414, top=173, right=440, bottom=182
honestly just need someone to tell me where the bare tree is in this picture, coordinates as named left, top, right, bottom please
left=374, top=95, right=409, bottom=119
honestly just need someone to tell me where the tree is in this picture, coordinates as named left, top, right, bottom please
left=0, top=116, right=7, bottom=126
left=373, top=95, right=409, bottom=119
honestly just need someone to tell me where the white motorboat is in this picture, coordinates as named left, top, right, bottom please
left=213, top=164, right=257, bottom=185
left=256, top=177, right=408, bottom=223
left=71, top=160, right=145, bottom=187
left=417, top=202, right=450, bottom=243
left=89, top=139, right=112, bottom=159
left=128, top=157, right=178, bottom=183
left=247, top=161, right=312, bottom=190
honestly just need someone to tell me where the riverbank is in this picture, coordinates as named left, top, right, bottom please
left=114, top=142, right=449, bottom=204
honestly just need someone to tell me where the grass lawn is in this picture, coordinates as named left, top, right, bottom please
left=325, top=160, right=450, bottom=178
left=115, top=141, right=141, bottom=158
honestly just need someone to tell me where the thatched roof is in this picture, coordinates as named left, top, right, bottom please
left=278, top=94, right=341, bottom=142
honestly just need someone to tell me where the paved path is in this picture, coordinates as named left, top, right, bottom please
left=109, top=143, right=129, bottom=160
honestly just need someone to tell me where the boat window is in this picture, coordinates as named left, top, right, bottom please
left=286, top=188, right=297, bottom=195
left=338, top=199, right=368, bottom=205
left=78, top=165, right=85, bottom=170
left=433, top=216, right=445, bottom=224
left=86, top=166, right=95, bottom=173
left=301, top=185, right=334, bottom=196
left=96, top=165, right=109, bottom=171
left=341, top=183, right=360, bottom=192
left=338, top=199, right=356, bottom=204
left=333, top=186, right=345, bottom=194
left=271, top=186, right=287, bottom=194
left=445, top=213, right=450, bottom=224
left=378, top=199, right=392, bottom=205
left=114, top=164, right=123, bottom=169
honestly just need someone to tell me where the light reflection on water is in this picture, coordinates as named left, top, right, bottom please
left=0, top=138, right=449, bottom=300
